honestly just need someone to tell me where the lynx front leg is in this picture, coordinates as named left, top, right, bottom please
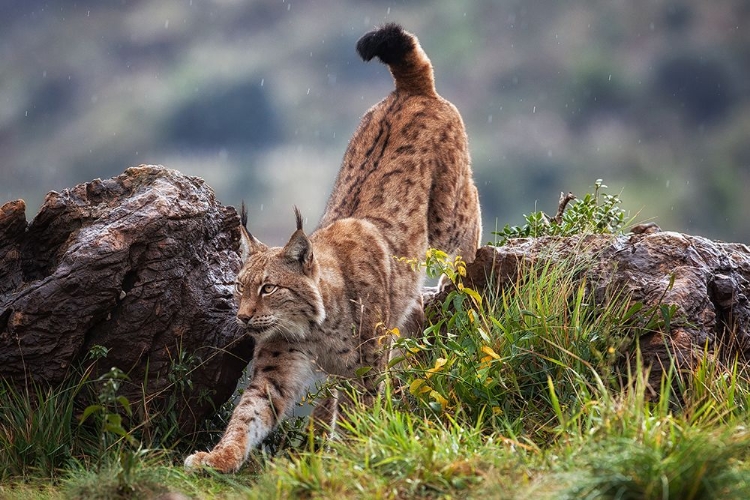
left=185, top=343, right=317, bottom=473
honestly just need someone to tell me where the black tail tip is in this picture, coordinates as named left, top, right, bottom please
left=356, top=22, right=414, bottom=65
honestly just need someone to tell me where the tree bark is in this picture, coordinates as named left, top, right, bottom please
left=0, top=165, right=253, bottom=432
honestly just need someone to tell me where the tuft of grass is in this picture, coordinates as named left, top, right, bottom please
left=259, top=386, right=532, bottom=499
left=560, top=427, right=750, bottom=500
left=0, top=375, right=88, bottom=481
left=63, top=448, right=173, bottom=500
left=392, top=246, right=642, bottom=443
left=532, top=347, right=750, bottom=499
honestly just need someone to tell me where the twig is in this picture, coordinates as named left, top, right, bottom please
left=553, top=192, right=576, bottom=224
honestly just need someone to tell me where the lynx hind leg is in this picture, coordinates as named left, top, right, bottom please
left=398, top=296, right=425, bottom=339
left=312, top=358, right=387, bottom=438
left=428, top=179, right=482, bottom=264
left=309, top=387, right=367, bottom=443
left=310, top=391, right=339, bottom=439
left=454, top=181, right=482, bottom=263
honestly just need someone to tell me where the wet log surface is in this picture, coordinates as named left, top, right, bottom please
left=0, top=165, right=253, bottom=431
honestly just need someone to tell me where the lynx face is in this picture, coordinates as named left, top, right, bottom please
left=234, top=218, right=325, bottom=343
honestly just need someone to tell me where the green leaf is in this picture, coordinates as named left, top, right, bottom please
left=116, top=396, right=132, bottom=416
left=78, top=404, right=104, bottom=424
left=387, top=355, right=406, bottom=368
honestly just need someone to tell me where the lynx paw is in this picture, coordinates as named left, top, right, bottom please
left=184, top=448, right=243, bottom=474
left=184, top=451, right=208, bottom=470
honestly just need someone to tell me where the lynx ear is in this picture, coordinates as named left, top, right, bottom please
left=238, top=203, right=267, bottom=262
left=283, top=207, right=314, bottom=273
left=240, top=226, right=268, bottom=262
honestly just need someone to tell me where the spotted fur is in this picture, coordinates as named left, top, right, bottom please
left=185, top=23, right=481, bottom=473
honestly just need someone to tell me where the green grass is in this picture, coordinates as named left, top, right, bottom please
left=4, top=253, right=750, bottom=500
left=0, top=374, right=87, bottom=481
left=2, top=184, right=749, bottom=498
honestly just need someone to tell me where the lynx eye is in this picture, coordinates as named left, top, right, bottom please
left=234, top=281, right=245, bottom=294
left=260, top=284, right=278, bottom=296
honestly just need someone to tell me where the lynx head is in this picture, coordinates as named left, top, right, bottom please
left=235, top=207, right=325, bottom=342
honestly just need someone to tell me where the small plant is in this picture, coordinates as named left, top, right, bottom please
left=79, top=367, right=136, bottom=452
left=167, top=341, right=197, bottom=393
left=493, top=179, right=627, bottom=245
left=77, top=365, right=160, bottom=496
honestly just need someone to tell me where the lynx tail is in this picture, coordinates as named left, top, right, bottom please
left=356, top=23, right=436, bottom=96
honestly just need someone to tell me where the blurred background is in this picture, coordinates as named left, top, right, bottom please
left=1, top=0, right=749, bottom=243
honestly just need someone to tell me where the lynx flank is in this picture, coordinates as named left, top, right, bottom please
left=185, top=23, right=481, bottom=473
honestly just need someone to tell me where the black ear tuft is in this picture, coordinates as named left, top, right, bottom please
left=237, top=203, right=268, bottom=261
left=284, top=206, right=314, bottom=273
left=293, top=205, right=303, bottom=231
left=240, top=201, right=248, bottom=229
left=356, top=22, right=413, bottom=65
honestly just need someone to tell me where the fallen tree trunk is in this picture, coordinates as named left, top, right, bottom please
left=0, top=165, right=253, bottom=432
left=451, top=232, right=750, bottom=389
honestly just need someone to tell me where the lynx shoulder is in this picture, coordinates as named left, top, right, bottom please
left=185, top=23, right=481, bottom=473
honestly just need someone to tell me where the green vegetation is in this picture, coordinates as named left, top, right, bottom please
left=493, top=179, right=627, bottom=245
left=2, top=184, right=749, bottom=499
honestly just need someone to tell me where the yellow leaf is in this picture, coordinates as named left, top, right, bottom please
left=481, top=345, right=501, bottom=360
left=426, top=357, right=448, bottom=378
left=432, top=358, right=447, bottom=370
left=409, top=378, right=427, bottom=395
left=455, top=256, right=467, bottom=277
left=432, top=249, right=448, bottom=261
left=430, top=390, right=449, bottom=409
left=463, top=287, right=483, bottom=307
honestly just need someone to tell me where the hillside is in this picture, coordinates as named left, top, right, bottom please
left=1, top=0, right=749, bottom=241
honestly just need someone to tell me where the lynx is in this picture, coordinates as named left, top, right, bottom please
left=185, top=23, right=481, bottom=473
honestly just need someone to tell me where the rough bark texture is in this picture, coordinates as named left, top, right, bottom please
left=451, top=232, right=750, bottom=388
left=0, top=165, right=253, bottom=431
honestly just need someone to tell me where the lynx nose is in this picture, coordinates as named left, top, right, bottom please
left=236, top=311, right=251, bottom=327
